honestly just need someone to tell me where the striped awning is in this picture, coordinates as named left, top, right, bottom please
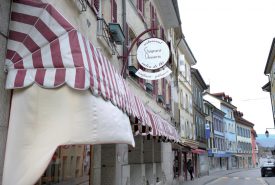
left=146, top=108, right=180, bottom=142
left=5, top=0, right=151, bottom=129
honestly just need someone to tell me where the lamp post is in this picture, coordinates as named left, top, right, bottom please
left=265, top=128, right=275, bottom=138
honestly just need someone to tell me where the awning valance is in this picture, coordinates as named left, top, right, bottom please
left=146, top=108, right=180, bottom=142
left=192, top=149, right=207, bottom=155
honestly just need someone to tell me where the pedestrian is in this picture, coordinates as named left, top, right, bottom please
left=187, top=159, right=194, bottom=180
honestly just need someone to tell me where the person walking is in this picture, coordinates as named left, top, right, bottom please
left=187, top=159, right=194, bottom=180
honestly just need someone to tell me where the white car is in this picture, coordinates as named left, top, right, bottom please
left=261, top=160, right=275, bottom=177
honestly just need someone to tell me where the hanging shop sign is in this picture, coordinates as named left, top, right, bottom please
left=136, top=38, right=171, bottom=80
left=205, top=123, right=210, bottom=139
left=136, top=66, right=172, bottom=80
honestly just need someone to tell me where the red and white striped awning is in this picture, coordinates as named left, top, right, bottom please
left=5, top=0, right=151, bottom=128
left=146, top=108, right=180, bottom=142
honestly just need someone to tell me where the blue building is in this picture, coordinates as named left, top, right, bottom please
left=204, top=92, right=237, bottom=169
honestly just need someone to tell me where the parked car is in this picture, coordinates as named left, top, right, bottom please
left=261, top=160, right=275, bottom=177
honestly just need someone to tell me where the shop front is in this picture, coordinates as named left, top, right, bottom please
left=2, top=1, right=157, bottom=184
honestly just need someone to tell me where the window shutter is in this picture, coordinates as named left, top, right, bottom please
left=162, top=79, right=166, bottom=103
left=137, top=0, right=144, bottom=15
left=87, top=0, right=100, bottom=14
left=94, top=0, right=99, bottom=12
left=150, top=3, right=157, bottom=36
left=160, top=26, right=165, bottom=40
left=153, top=78, right=158, bottom=96
left=189, top=96, right=193, bottom=114
left=138, top=64, right=145, bottom=85
left=111, top=0, right=117, bottom=23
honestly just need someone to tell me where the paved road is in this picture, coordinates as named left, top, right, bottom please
left=206, top=168, right=274, bottom=185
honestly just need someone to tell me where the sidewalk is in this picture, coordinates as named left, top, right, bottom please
left=182, top=168, right=245, bottom=185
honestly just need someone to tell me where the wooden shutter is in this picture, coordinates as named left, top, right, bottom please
left=160, top=26, right=164, bottom=40
left=125, top=23, right=129, bottom=46
left=138, top=64, right=145, bottom=86
left=111, top=0, right=117, bottom=23
left=87, top=0, right=100, bottom=14
left=150, top=3, right=156, bottom=36
left=153, top=78, right=158, bottom=96
left=162, top=79, right=166, bottom=103
left=137, top=0, right=144, bottom=15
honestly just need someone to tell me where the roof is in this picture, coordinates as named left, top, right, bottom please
left=264, top=38, right=275, bottom=75
left=191, top=68, right=208, bottom=90
left=234, top=110, right=254, bottom=128
left=208, top=92, right=237, bottom=109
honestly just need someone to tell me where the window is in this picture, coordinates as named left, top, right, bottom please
left=137, top=0, right=144, bottom=16
left=150, top=3, right=158, bottom=36
left=189, top=96, right=193, bottom=114
left=38, top=145, right=91, bottom=184
left=180, top=90, right=184, bottom=108
left=162, top=79, right=166, bottom=104
left=87, top=0, right=100, bottom=14
left=111, top=0, right=117, bottom=23
left=185, top=94, right=188, bottom=111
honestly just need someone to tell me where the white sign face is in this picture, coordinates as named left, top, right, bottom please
left=136, top=38, right=170, bottom=70
left=135, top=67, right=172, bottom=80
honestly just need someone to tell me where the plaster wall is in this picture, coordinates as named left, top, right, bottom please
left=0, top=0, right=11, bottom=184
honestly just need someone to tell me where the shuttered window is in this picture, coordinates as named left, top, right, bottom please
left=150, top=3, right=158, bottom=36
left=111, top=0, right=117, bottom=23
left=160, top=26, right=165, bottom=40
left=138, top=64, right=145, bottom=86
left=162, top=79, right=166, bottom=103
left=87, top=0, right=100, bottom=14
left=153, top=78, right=158, bottom=96
left=137, top=0, right=144, bottom=16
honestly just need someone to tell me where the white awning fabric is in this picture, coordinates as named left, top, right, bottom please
left=3, top=85, right=134, bottom=185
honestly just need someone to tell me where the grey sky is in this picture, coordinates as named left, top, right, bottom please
left=178, top=0, right=275, bottom=134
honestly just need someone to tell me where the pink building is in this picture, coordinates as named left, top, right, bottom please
left=251, top=129, right=258, bottom=167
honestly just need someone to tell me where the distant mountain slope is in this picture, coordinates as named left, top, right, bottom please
left=257, top=134, right=275, bottom=147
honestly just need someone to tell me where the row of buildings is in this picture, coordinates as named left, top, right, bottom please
left=0, top=0, right=258, bottom=185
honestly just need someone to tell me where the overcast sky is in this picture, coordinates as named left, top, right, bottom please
left=178, top=0, right=275, bottom=134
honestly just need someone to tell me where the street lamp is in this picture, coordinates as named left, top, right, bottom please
left=265, top=128, right=275, bottom=138
left=265, top=130, right=269, bottom=138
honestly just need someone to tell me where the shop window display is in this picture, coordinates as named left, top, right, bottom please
left=35, top=145, right=91, bottom=185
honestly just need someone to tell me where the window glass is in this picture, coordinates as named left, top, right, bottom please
left=37, top=145, right=91, bottom=185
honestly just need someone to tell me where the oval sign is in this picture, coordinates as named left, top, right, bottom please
left=137, top=38, right=170, bottom=70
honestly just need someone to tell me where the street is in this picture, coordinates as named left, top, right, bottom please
left=206, top=169, right=274, bottom=185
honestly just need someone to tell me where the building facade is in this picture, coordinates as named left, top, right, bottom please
left=204, top=100, right=228, bottom=172
left=0, top=0, right=187, bottom=185
left=177, top=38, right=198, bottom=181
left=191, top=68, right=208, bottom=177
left=234, top=111, right=254, bottom=168
left=263, top=38, right=275, bottom=125
left=204, top=92, right=237, bottom=170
